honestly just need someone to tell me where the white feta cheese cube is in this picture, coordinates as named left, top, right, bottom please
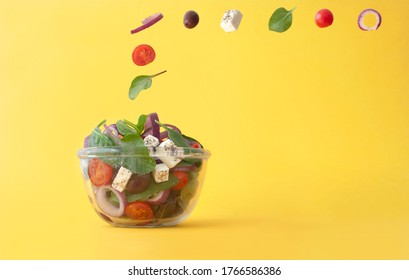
left=153, top=163, right=169, bottom=183
left=112, top=166, right=132, bottom=192
left=220, top=10, right=243, bottom=32
left=143, top=135, right=159, bottom=147
left=156, top=139, right=183, bottom=168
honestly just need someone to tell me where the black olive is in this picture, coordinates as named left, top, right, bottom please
left=184, top=10, right=199, bottom=29
left=125, top=173, right=151, bottom=194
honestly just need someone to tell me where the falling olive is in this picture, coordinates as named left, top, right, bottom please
left=184, top=10, right=199, bottom=29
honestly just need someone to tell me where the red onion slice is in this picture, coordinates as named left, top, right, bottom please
left=131, top=13, right=164, bottom=34
left=358, top=9, right=382, bottom=31
left=105, top=124, right=119, bottom=136
left=84, top=135, right=90, bottom=148
left=146, top=189, right=170, bottom=206
left=103, top=124, right=122, bottom=145
left=143, top=113, right=160, bottom=139
left=170, top=165, right=197, bottom=172
left=96, top=186, right=126, bottom=217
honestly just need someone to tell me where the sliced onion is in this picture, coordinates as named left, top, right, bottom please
left=358, top=9, right=382, bottom=31
left=131, top=13, right=164, bottom=34
left=84, top=135, right=90, bottom=148
left=143, top=112, right=160, bottom=139
left=159, top=131, right=168, bottom=141
left=103, top=124, right=121, bottom=145
left=146, top=189, right=170, bottom=206
left=104, top=124, right=119, bottom=136
left=171, top=165, right=197, bottom=172
left=95, top=186, right=126, bottom=217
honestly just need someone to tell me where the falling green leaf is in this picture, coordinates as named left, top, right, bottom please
left=269, top=7, right=296, bottom=33
left=128, top=70, right=167, bottom=100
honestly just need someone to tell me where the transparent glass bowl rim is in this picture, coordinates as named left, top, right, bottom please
left=77, top=146, right=211, bottom=160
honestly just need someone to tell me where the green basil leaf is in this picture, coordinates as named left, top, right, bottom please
left=119, top=134, right=156, bottom=174
left=129, top=75, right=152, bottom=100
left=126, top=174, right=179, bottom=202
left=135, top=114, right=148, bottom=134
left=269, top=7, right=296, bottom=33
left=128, top=71, right=167, bottom=100
left=156, top=121, right=189, bottom=147
left=116, top=120, right=137, bottom=136
left=88, top=120, right=116, bottom=147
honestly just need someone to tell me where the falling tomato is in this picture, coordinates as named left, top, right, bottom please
left=315, top=9, right=334, bottom=28
left=132, top=44, right=156, bottom=66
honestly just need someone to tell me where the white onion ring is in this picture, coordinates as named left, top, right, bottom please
left=131, top=13, right=164, bottom=34
left=96, top=186, right=126, bottom=217
left=358, top=9, right=382, bottom=31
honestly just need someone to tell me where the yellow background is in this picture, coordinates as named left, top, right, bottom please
left=1, top=0, right=409, bottom=259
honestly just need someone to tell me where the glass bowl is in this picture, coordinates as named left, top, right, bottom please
left=77, top=146, right=210, bottom=227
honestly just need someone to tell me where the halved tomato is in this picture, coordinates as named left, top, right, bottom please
left=171, top=171, right=189, bottom=191
left=132, top=44, right=156, bottom=66
left=125, top=201, right=154, bottom=221
left=88, top=158, right=113, bottom=187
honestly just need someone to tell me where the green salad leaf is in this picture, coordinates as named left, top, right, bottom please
left=116, top=120, right=136, bottom=136
left=156, top=120, right=189, bottom=147
left=269, top=7, right=296, bottom=33
left=88, top=117, right=155, bottom=174
left=88, top=120, right=116, bottom=147
left=116, top=115, right=147, bottom=136
left=119, top=134, right=156, bottom=174
left=126, top=174, right=179, bottom=202
left=129, top=70, right=167, bottom=100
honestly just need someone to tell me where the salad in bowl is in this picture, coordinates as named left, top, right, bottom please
left=77, top=113, right=210, bottom=227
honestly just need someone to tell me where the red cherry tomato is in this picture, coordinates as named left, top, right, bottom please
left=190, top=142, right=201, bottom=149
left=125, top=201, right=154, bottom=221
left=132, top=44, right=156, bottom=66
left=171, top=171, right=189, bottom=191
left=88, top=158, right=113, bottom=187
left=315, top=9, right=334, bottom=28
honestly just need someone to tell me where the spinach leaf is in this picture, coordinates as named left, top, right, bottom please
left=269, top=7, right=296, bottom=33
left=126, top=174, right=179, bottom=202
left=134, top=114, right=148, bottom=134
left=116, top=120, right=136, bottom=136
left=119, top=134, right=156, bottom=174
left=156, top=120, right=189, bottom=147
left=88, top=120, right=116, bottom=147
left=128, top=70, right=167, bottom=100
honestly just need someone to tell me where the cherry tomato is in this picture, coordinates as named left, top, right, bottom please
left=171, top=171, right=189, bottom=191
left=132, top=44, right=156, bottom=66
left=88, top=158, right=113, bottom=187
left=315, top=9, right=334, bottom=28
left=125, top=201, right=154, bottom=221
left=190, top=142, right=201, bottom=149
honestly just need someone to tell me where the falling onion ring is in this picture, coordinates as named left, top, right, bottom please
left=358, top=9, right=382, bottom=31
left=96, top=186, right=126, bottom=217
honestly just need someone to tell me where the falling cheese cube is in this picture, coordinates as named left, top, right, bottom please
left=220, top=10, right=243, bottom=32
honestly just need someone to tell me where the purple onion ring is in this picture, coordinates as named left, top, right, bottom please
left=358, top=9, right=382, bottom=31
left=95, top=186, right=126, bottom=217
